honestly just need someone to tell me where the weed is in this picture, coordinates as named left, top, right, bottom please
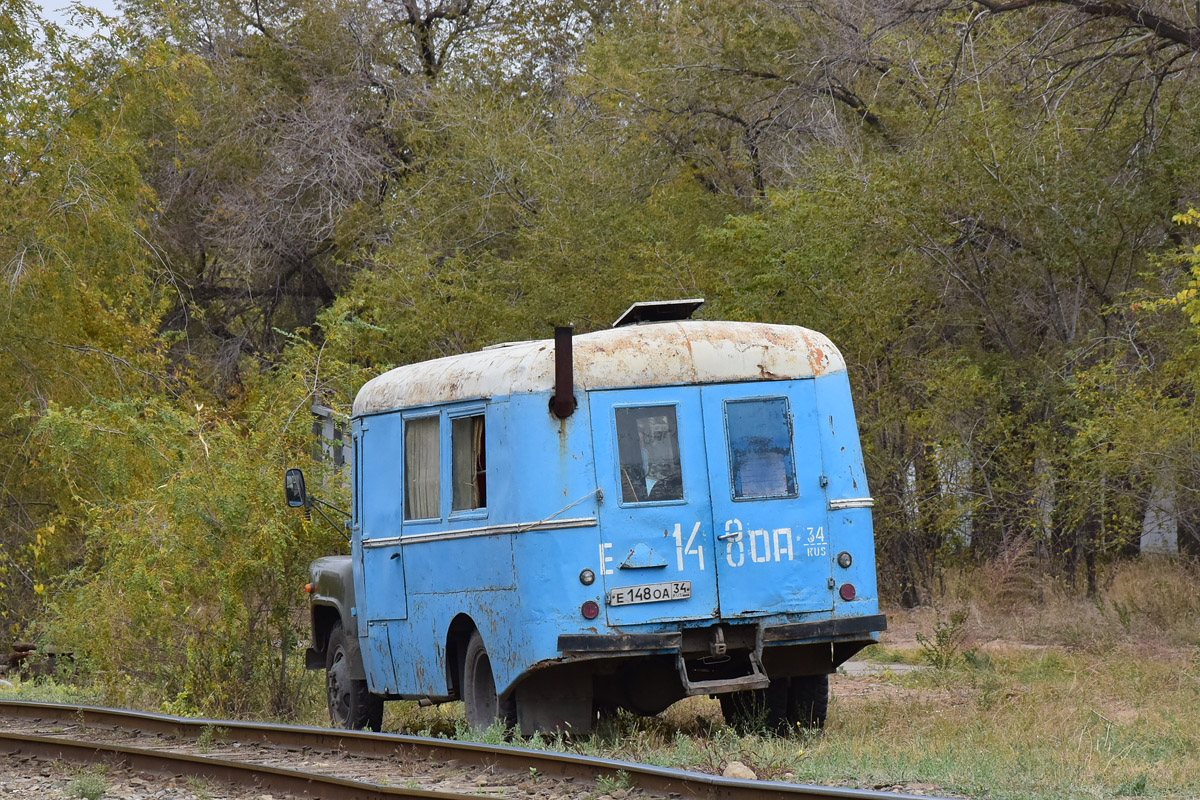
left=962, top=648, right=992, bottom=671
left=528, top=766, right=540, bottom=782
left=972, top=671, right=1006, bottom=712
left=457, top=716, right=512, bottom=745
left=595, top=769, right=633, bottom=794
left=196, top=723, right=227, bottom=753
left=1112, top=600, right=1133, bottom=633
left=66, top=767, right=107, bottom=800
left=916, top=610, right=968, bottom=669
left=183, top=776, right=213, bottom=800
left=161, top=690, right=199, bottom=717
left=0, top=676, right=98, bottom=705
left=722, top=692, right=775, bottom=735
left=1116, top=772, right=1150, bottom=796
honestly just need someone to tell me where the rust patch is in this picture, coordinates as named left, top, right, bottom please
left=757, top=363, right=783, bottom=380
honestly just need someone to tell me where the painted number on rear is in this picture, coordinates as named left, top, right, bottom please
left=672, top=522, right=705, bottom=571
left=600, top=519, right=827, bottom=577
left=722, top=520, right=826, bottom=566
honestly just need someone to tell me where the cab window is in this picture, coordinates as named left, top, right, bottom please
left=726, top=398, right=797, bottom=500
left=615, top=406, right=683, bottom=503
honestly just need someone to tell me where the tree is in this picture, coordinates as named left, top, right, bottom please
left=114, top=0, right=616, bottom=387
left=0, top=1, right=167, bottom=639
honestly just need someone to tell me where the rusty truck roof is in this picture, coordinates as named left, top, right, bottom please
left=353, top=320, right=845, bottom=416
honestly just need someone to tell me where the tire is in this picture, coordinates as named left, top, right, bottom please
left=788, top=674, right=828, bottom=729
left=719, top=679, right=789, bottom=734
left=325, top=622, right=384, bottom=732
left=594, top=699, right=621, bottom=721
left=720, top=675, right=829, bottom=734
left=462, top=630, right=515, bottom=732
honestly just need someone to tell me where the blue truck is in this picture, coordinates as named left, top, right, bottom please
left=286, top=302, right=885, bottom=734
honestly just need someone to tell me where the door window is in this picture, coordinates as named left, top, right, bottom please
left=614, top=405, right=683, bottom=503
left=725, top=398, right=797, bottom=500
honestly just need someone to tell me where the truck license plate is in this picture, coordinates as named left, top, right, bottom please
left=608, top=580, right=691, bottom=606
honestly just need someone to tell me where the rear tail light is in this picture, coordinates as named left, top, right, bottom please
left=581, top=600, right=600, bottom=620
left=838, top=583, right=856, bottom=601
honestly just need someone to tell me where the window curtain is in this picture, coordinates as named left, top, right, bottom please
left=452, top=416, right=485, bottom=510
left=405, top=417, right=439, bottom=519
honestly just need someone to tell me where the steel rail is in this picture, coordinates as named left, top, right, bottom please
left=0, top=730, right=477, bottom=799
left=0, top=700, right=957, bottom=800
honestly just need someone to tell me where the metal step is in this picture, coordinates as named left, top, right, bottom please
left=675, top=649, right=770, bottom=696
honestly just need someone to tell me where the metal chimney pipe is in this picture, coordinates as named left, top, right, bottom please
left=552, top=326, right=575, bottom=419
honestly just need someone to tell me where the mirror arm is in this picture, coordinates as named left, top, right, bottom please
left=308, top=496, right=351, bottom=518
left=307, top=500, right=351, bottom=542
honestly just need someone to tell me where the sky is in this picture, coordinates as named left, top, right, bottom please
left=39, top=0, right=121, bottom=31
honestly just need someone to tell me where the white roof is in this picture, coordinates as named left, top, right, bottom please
left=353, top=321, right=846, bottom=415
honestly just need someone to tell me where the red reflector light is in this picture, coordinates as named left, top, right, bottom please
left=581, top=600, right=600, bottom=620
left=839, top=583, right=856, bottom=601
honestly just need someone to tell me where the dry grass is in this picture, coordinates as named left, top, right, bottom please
left=931, top=556, right=1200, bottom=652
left=369, top=558, right=1200, bottom=798
left=976, top=534, right=1040, bottom=610
left=555, top=558, right=1200, bottom=799
left=13, top=557, right=1200, bottom=799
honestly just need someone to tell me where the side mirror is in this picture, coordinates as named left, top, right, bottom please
left=284, top=468, right=308, bottom=508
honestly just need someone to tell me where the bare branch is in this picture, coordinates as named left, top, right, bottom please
left=973, top=0, right=1200, bottom=51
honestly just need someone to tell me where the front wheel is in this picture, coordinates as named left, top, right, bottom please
left=325, top=622, right=384, bottom=732
left=462, top=631, right=515, bottom=732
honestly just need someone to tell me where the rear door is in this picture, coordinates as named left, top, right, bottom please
left=589, top=387, right=718, bottom=626
left=700, top=381, right=833, bottom=617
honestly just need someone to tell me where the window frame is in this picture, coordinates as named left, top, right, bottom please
left=611, top=401, right=688, bottom=508
left=722, top=395, right=800, bottom=502
left=402, top=411, right=443, bottom=523
left=448, top=404, right=488, bottom=520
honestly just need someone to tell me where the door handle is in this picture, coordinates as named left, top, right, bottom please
left=717, top=531, right=741, bottom=541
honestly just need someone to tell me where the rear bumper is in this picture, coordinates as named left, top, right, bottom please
left=762, top=613, right=888, bottom=644
left=557, top=613, right=887, bottom=655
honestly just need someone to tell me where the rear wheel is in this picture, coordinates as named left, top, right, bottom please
left=462, top=631, right=515, bottom=732
left=788, top=674, right=828, bottom=729
left=719, top=679, right=789, bottom=734
left=325, top=622, right=384, bottom=732
left=720, top=675, right=828, bottom=733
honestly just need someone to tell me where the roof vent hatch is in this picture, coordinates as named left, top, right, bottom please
left=612, top=298, right=705, bottom=328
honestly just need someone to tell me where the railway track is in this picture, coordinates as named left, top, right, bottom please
left=0, top=700, right=957, bottom=800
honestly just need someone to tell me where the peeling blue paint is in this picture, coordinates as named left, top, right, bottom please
left=338, top=324, right=882, bottom=707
